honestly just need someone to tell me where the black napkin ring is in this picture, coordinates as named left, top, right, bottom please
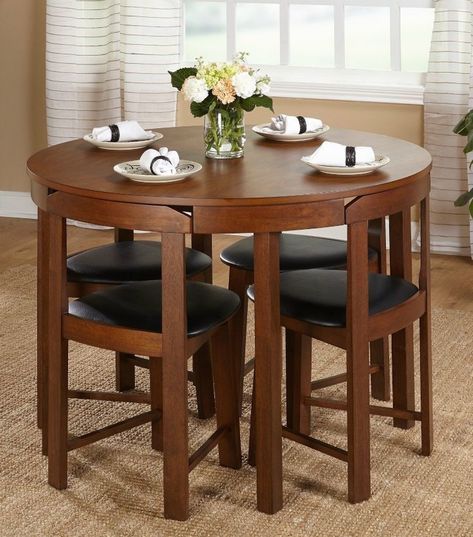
left=150, top=155, right=172, bottom=175
left=109, top=124, right=120, bottom=142
left=345, top=146, right=356, bottom=167
left=297, top=116, right=307, bottom=134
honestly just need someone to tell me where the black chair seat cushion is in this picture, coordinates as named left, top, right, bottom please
left=247, top=269, right=418, bottom=328
left=67, top=241, right=212, bottom=284
left=69, top=281, right=240, bottom=338
left=220, top=234, right=378, bottom=272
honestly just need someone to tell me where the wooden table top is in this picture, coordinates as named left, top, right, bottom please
left=27, top=127, right=431, bottom=208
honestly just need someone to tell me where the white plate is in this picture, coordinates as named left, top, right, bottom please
left=252, top=123, right=330, bottom=142
left=113, top=160, right=202, bottom=183
left=83, top=132, right=163, bottom=150
left=301, top=155, right=390, bottom=176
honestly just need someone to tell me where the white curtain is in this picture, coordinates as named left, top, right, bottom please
left=424, top=0, right=473, bottom=257
left=46, top=0, right=182, bottom=145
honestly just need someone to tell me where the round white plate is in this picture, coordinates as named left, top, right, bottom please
left=113, top=160, right=202, bottom=183
left=83, top=132, right=163, bottom=150
left=252, top=123, right=330, bottom=142
left=301, top=155, right=390, bottom=176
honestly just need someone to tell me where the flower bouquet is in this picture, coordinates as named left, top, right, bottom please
left=169, top=53, right=273, bottom=159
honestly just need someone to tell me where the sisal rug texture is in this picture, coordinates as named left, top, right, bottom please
left=0, top=264, right=472, bottom=537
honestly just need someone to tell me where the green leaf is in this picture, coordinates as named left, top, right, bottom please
left=240, top=95, right=274, bottom=113
left=168, top=67, right=197, bottom=90
left=454, top=187, right=473, bottom=207
left=190, top=95, right=214, bottom=117
left=464, top=130, right=473, bottom=154
left=453, top=110, right=473, bottom=135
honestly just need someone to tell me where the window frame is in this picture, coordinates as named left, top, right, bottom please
left=181, top=0, right=435, bottom=104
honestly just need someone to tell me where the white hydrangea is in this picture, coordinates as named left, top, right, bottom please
left=256, top=80, right=271, bottom=96
left=231, top=72, right=257, bottom=99
left=182, top=76, right=209, bottom=103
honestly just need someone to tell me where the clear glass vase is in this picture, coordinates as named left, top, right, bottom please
left=204, top=107, right=246, bottom=159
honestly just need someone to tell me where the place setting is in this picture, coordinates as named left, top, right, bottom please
left=252, top=113, right=330, bottom=142
left=113, top=147, right=202, bottom=184
left=301, top=140, right=390, bottom=175
left=83, top=119, right=163, bottom=150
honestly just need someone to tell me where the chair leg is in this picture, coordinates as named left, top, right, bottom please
left=150, top=357, right=163, bottom=451
left=115, top=352, right=136, bottom=391
left=228, top=267, right=251, bottom=415
left=211, top=321, right=242, bottom=469
left=369, top=338, right=390, bottom=402
left=285, top=329, right=312, bottom=435
left=248, top=371, right=256, bottom=467
left=347, top=219, right=370, bottom=504
left=419, top=314, right=433, bottom=456
left=190, top=268, right=216, bottom=419
left=347, top=343, right=371, bottom=504
left=193, top=345, right=216, bottom=419
left=392, top=327, right=415, bottom=429
left=48, top=338, right=69, bottom=490
left=368, top=218, right=391, bottom=402
left=162, top=351, right=189, bottom=520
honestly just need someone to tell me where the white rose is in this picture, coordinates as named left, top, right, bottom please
left=231, top=72, right=257, bottom=99
left=182, top=76, right=208, bottom=103
left=256, top=80, right=271, bottom=96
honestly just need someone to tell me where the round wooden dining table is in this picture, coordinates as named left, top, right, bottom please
left=27, top=126, right=432, bottom=514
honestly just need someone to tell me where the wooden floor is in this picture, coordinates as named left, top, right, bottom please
left=1, top=217, right=472, bottom=312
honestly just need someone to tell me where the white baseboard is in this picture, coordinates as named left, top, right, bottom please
left=0, top=190, right=419, bottom=248
left=0, top=191, right=37, bottom=219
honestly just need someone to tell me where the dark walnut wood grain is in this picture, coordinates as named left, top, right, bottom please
left=27, top=127, right=431, bottom=208
left=28, top=126, right=432, bottom=518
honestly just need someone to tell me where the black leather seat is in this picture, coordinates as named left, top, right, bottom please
left=70, top=280, right=240, bottom=338
left=220, top=235, right=378, bottom=272
left=67, top=240, right=212, bottom=284
left=248, top=269, right=418, bottom=328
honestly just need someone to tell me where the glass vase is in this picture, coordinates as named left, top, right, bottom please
left=204, top=107, right=246, bottom=159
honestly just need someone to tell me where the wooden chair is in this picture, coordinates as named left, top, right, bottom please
left=220, top=221, right=391, bottom=411
left=44, top=194, right=242, bottom=520
left=247, top=180, right=433, bottom=503
left=37, top=230, right=216, bottom=446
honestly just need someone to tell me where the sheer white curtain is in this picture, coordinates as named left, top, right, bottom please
left=46, top=0, right=182, bottom=145
left=424, top=0, right=473, bottom=257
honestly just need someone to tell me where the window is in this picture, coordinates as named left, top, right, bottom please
left=183, top=0, right=435, bottom=104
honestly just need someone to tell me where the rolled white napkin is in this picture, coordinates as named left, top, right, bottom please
left=92, top=120, right=154, bottom=142
left=303, top=141, right=375, bottom=167
left=140, top=148, right=179, bottom=176
left=266, top=114, right=323, bottom=135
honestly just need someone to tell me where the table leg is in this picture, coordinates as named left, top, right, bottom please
left=389, top=210, right=415, bottom=429
left=253, top=232, right=283, bottom=514
left=37, top=209, right=49, bottom=455
left=191, top=233, right=215, bottom=419
left=47, top=212, right=68, bottom=489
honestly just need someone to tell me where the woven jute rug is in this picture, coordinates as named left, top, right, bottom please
left=0, top=264, right=472, bottom=537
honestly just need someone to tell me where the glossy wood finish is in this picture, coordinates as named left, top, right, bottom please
left=268, top=178, right=432, bottom=505
left=28, top=128, right=432, bottom=207
left=346, top=220, right=371, bottom=503
left=190, top=233, right=215, bottom=419
left=254, top=232, right=283, bottom=513
left=389, top=209, right=415, bottom=429
left=28, top=126, right=432, bottom=516
left=368, top=218, right=390, bottom=401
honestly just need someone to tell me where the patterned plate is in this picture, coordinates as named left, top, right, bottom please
left=113, top=160, right=202, bottom=183
left=83, top=132, right=163, bottom=150
left=301, top=155, right=390, bottom=175
left=252, top=123, right=330, bottom=142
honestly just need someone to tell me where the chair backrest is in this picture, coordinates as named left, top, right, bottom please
left=343, top=175, right=431, bottom=343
